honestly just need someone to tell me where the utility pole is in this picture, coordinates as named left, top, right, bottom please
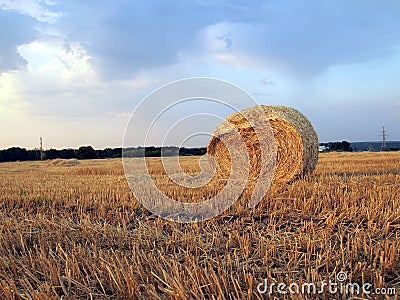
left=380, top=127, right=387, bottom=151
left=40, top=136, right=44, bottom=160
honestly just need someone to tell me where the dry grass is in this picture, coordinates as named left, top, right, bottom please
left=0, top=152, right=399, bottom=299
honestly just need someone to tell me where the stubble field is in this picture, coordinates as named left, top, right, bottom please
left=0, top=152, right=399, bottom=299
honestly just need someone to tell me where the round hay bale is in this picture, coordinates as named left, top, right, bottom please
left=59, top=159, right=80, bottom=167
left=48, top=158, right=80, bottom=167
left=207, top=105, right=318, bottom=183
left=48, top=158, right=63, bottom=166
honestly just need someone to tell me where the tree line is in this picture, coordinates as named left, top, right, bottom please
left=1, top=141, right=357, bottom=163
left=0, top=146, right=207, bottom=162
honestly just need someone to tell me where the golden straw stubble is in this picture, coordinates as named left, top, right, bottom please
left=207, top=105, right=319, bottom=183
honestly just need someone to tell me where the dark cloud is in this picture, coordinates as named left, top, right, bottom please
left=54, top=0, right=251, bottom=79
left=50, top=0, right=400, bottom=79
left=0, top=9, right=37, bottom=72
left=3, top=0, right=400, bottom=78
left=223, top=0, right=400, bottom=75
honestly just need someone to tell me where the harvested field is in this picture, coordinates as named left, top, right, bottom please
left=0, top=152, right=399, bottom=299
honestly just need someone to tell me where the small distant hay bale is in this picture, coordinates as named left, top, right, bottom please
left=48, top=158, right=62, bottom=166
left=48, top=159, right=80, bottom=167
left=207, top=105, right=318, bottom=183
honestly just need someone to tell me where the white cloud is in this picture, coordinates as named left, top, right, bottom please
left=1, top=36, right=154, bottom=119
left=0, top=73, right=30, bottom=113
left=18, top=38, right=93, bottom=80
left=197, top=22, right=285, bottom=73
left=0, top=0, right=61, bottom=23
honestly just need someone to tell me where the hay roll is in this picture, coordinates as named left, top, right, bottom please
left=48, top=158, right=80, bottom=167
left=207, top=105, right=318, bottom=183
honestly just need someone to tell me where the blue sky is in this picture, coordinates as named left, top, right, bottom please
left=0, top=0, right=399, bottom=149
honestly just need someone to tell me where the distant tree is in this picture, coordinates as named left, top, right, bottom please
left=320, top=141, right=353, bottom=152
left=145, top=146, right=160, bottom=157
left=0, top=147, right=38, bottom=161
left=6, top=147, right=28, bottom=161
left=59, top=149, right=76, bottom=159
left=112, top=148, right=122, bottom=158
left=340, top=141, right=352, bottom=152
left=45, top=148, right=59, bottom=159
left=179, top=147, right=207, bottom=156
left=97, top=148, right=113, bottom=158
left=77, top=146, right=97, bottom=159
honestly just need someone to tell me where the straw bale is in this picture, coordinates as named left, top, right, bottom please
left=207, top=105, right=318, bottom=183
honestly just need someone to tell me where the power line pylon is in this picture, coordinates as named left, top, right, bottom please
left=40, top=136, right=44, bottom=160
left=380, top=127, right=387, bottom=151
